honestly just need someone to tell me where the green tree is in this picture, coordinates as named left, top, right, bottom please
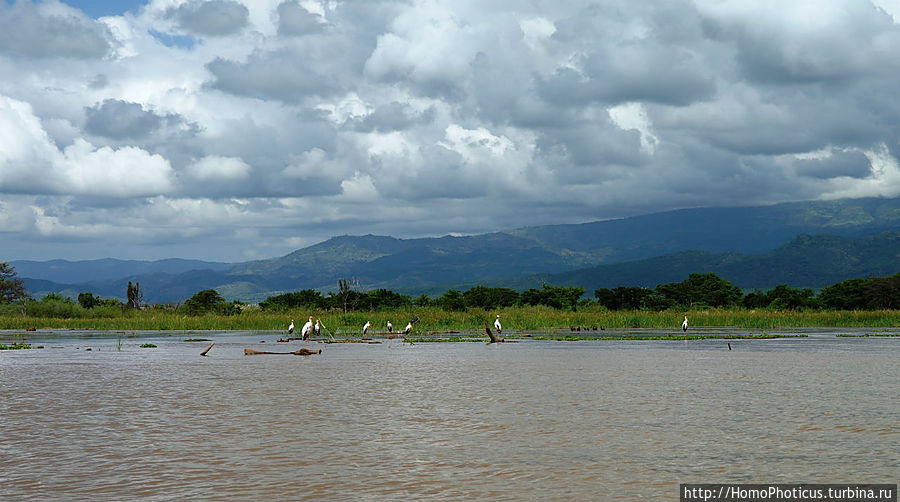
left=413, top=294, right=431, bottom=307
left=594, top=286, right=653, bottom=310
left=260, top=290, right=327, bottom=311
left=819, top=278, right=867, bottom=310
left=762, top=284, right=819, bottom=310
left=521, top=285, right=586, bottom=310
left=437, top=289, right=466, bottom=311
left=863, top=273, right=900, bottom=309
left=820, top=273, right=900, bottom=310
left=78, top=292, right=97, bottom=309
left=0, top=262, right=26, bottom=304
left=656, top=273, right=742, bottom=308
left=366, top=289, right=413, bottom=310
left=180, top=289, right=239, bottom=315
left=462, top=286, right=519, bottom=310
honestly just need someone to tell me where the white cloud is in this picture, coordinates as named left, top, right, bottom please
left=58, top=139, right=174, bottom=196
left=820, top=144, right=900, bottom=199
left=0, top=95, right=173, bottom=197
left=2, top=0, right=900, bottom=261
left=187, top=155, right=251, bottom=180
left=441, top=124, right=513, bottom=162
left=608, top=102, right=658, bottom=154
left=339, top=171, right=378, bottom=202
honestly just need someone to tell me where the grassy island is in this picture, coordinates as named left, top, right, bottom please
left=2, top=306, right=898, bottom=333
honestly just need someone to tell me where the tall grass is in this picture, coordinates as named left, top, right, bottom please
left=1, top=306, right=898, bottom=331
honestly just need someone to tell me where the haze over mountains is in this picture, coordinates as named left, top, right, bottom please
left=13, top=197, right=900, bottom=304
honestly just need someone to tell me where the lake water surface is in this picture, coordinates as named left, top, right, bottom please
left=2, top=328, right=898, bottom=500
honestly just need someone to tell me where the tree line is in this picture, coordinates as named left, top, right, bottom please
left=254, top=272, right=900, bottom=313
left=1, top=260, right=899, bottom=315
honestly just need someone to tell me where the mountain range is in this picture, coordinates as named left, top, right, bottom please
left=12, top=196, right=900, bottom=303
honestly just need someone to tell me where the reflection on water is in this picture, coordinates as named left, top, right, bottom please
left=2, top=329, right=898, bottom=501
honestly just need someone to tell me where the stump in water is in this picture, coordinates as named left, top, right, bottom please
left=244, top=347, right=321, bottom=356
left=200, top=342, right=214, bottom=356
left=484, top=322, right=504, bottom=343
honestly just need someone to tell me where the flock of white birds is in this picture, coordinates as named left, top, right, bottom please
left=285, top=313, right=690, bottom=339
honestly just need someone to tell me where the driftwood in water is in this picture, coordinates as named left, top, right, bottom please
left=484, top=322, right=504, bottom=343
left=200, top=343, right=214, bottom=356
left=244, top=347, right=321, bottom=356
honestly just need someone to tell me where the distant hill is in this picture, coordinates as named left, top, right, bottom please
left=11, top=258, right=231, bottom=284
left=11, top=196, right=900, bottom=303
left=485, top=231, right=900, bottom=293
left=505, top=196, right=900, bottom=265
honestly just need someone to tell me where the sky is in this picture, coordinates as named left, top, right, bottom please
left=2, top=0, right=900, bottom=263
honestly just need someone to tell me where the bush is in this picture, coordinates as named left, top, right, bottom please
left=179, top=289, right=241, bottom=316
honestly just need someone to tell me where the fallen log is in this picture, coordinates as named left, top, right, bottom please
left=484, top=322, right=504, bottom=343
left=244, top=347, right=321, bottom=356
left=200, top=342, right=214, bottom=356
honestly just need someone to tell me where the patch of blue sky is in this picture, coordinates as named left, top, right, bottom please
left=149, top=29, right=197, bottom=50
left=63, top=0, right=148, bottom=19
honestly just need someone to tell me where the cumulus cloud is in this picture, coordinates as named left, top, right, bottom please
left=166, top=0, right=249, bottom=37
left=0, top=0, right=112, bottom=59
left=84, top=99, right=164, bottom=139
left=206, top=49, right=343, bottom=102
left=0, top=95, right=174, bottom=197
left=187, top=155, right=251, bottom=180
left=2, top=0, right=900, bottom=261
left=277, top=1, right=326, bottom=36
left=794, top=149, right=873, bottom=179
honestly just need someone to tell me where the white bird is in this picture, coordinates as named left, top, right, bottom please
left=494, top=314, right=502, bottom=334
left=682, top=316, right=688, bottom=333
left=403, top=322, right=412, bottom=334
left=301, top=316, right=313, bottom=340
left=314, top=319, right=321, bottom=338
left=387, top=321, right=393, bottom=333
left=363, top=321, right=371, bottom=335
left=288, top=320, right=294, bottom=336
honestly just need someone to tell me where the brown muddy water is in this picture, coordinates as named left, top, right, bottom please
left=2, top=328, right=898, bottom=501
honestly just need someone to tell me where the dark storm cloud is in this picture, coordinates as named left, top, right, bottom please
left=0, top=1, right=111, bottom=59
left=536, top=47, right=715, bottom=107
left=537, top=121, right=646, bottom=169
left=795, top=151, right=873, bottom=180
left=277, top=1, right=326, bottom=36
left=8, top=0, right=900, bottom=263
left=84, top=99, right=165, bottom=139
left=167, top=0, right=248, bottom=37
left=206, top=49, right=343, bottom=102
left=538, top=1, right=716, bottom=107
left=701, top=2, right=899, bottom=84
left=351, top=102, right=435, bottom=133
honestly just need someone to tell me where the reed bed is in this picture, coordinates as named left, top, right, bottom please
left=1, top=307, right=898, bottom=333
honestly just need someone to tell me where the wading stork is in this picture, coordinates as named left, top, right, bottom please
left=363, top=321, right=371, bottom=335
left=301, top=316, right=313, bottom=340
left=494, top=314, right=502, bottom=334
left=682, top=316, right=688, bottom=333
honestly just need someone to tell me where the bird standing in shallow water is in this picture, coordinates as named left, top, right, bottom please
left=314, top=319, right=321, bottom=338
left=494, top=314, right=502, bottom=334
left=403, top=321, right=412, bottom=334
left=288, top=320, right=294, bottom=336
left=682, top=316, right=688, bottom=333
left=301, top=316, right=313, bottom=340
left=363, top=321, right=371, bottom=335
left=387, top=321, right=393, bottom=333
